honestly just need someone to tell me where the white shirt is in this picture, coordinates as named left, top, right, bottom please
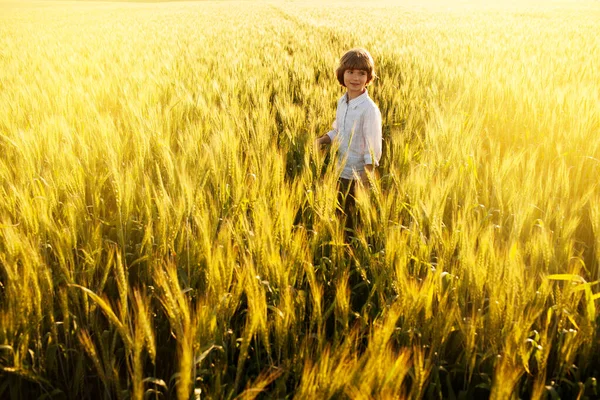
left=326, top=90, right=382, bottom=180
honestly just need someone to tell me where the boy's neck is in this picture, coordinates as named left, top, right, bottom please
left=346, top=88, right=366, bottom=102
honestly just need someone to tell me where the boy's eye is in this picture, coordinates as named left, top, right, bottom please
left=346, top=70, right=366, bottom=76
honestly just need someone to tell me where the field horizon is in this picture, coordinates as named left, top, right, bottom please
left=1, top=0, right=599, bottom=399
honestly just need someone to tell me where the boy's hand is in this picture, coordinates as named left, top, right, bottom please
left=361, top=164, right=377, bottom=186
left=315, top=135, right=331, bottom=147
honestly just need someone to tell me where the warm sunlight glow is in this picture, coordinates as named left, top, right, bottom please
left=1, top=0, right=599, bottom=398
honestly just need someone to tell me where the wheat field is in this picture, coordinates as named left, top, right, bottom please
left=0, top=0, right=599, bottom=398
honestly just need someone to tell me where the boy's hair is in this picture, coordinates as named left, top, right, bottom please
left=336, top=48, right=377, bottom=87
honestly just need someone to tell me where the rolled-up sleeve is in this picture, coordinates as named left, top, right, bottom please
left=362, top=106, right=382, bottom=166
left=326, top=119, right=337, bottom=140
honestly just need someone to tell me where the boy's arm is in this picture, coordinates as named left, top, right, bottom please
left=361, top=106, right=383, bottom=183
left=362, top=107, right=382, bottom=166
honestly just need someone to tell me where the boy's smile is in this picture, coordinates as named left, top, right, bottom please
left=344, top=69, right=369, bottom=100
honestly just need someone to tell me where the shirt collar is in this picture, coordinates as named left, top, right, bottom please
left=344, top=89, right=370, bottom=109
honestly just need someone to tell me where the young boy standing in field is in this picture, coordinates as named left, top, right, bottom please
left=316, top=48, right=382, bottom=232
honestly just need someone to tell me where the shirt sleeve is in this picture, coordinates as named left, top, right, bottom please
left=362, top=106, right=382, bottom=166
left=326, top=119, right=337, bottom=140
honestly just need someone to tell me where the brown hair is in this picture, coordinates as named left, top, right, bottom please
left=335, top=48, right=377, bottom=87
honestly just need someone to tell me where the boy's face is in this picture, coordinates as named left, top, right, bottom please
left=343, top=68, right=369, bottom=94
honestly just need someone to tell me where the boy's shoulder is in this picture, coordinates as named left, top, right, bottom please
left=364, top=95, right=379, bottom=109
left=359, top=94, right=380, bottom=114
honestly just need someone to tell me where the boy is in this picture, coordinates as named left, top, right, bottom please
left=315, top=48, right=382, bottom=232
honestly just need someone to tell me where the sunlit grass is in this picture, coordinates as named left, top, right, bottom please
left=0, top=0, right=599, bottom=398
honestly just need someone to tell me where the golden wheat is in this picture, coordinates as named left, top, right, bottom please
left=0, top=0, right=599, bottom=398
